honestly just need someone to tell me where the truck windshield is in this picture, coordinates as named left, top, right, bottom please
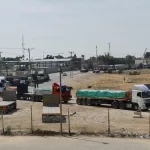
left=142, top=91, right=150, bottom=98
left=62, top=87, right=70, bottom=93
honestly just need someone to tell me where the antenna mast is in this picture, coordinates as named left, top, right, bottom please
left=22, top=35, right=25, bottom=59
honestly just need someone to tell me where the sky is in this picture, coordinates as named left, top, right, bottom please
left=0, top=0, right=150, bottom=59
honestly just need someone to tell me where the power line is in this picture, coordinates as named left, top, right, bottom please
left=0, top=48, right=22, bottom=49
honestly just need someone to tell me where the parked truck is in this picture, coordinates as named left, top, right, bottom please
left=76, top=84, right=150, bottom=110
left=16, top=82, right=72, bottom=103
left=0, top=91, right=17, bottom=114
left=42, top=94, right=66, bottom=123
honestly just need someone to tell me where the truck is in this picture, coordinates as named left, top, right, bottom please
left=42, top=94, right=66, bottom=123
left=16, top=82, right=72, bottom=103
left=0, top=91, right=17, bottom=114
left=76, top=84, right=150, bottom=110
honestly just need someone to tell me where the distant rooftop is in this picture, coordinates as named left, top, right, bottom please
left=3, top=58, right=71, bottom=63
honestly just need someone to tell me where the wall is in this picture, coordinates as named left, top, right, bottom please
left=44, top=67, right=71, bottom=74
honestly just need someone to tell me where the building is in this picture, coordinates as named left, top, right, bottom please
left=135, top=58, right=150, bottom=65
left=3, top=58, right=82, bottom=73
left=4, top=58, right=72, bottom=74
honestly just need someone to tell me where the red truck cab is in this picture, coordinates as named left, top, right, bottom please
left=52, top=82, right=72, bottom=103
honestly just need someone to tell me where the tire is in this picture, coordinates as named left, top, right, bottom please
left=78, top=99, right=82, bottom=105
left=87, top=99, right=92, bottom=106
left=64, top=101, right=68, bottom=104
left=82, top=99, right=87, bottom=105
left=76, top=98, right=79, bottom=104
left=119, top=101, right=125, bottom=109
left=112, top=101, right=119, bottom=109
left=132, top=103, right=139, bottom=110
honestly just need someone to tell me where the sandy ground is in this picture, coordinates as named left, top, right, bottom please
left=0, top=70, right=150, bottom=134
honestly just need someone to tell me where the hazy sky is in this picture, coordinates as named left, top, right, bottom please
left=0, top=0, right=150, bottom=59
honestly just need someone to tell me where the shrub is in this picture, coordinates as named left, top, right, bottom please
left=118, top=69, right=123, bottom=74
left=128, top=71, right=140, bottom=75
left=4, top=126, right=12, bottom=135
left=107, top=69, right=112, bottom=74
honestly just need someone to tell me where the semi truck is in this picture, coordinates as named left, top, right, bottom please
left=16, top=82, right=72, bottom=103
left=76, top=84, right=150, bottom=110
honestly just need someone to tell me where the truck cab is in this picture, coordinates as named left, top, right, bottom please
left=52, top=82, right=72, bottom=103
left=132, top=84, right=150, bottom=110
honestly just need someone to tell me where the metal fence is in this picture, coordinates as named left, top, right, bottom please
left=0, top=101, right=150, bottom=137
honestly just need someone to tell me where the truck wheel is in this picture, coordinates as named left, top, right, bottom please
left=119, top=101, right=125, bottom=109
left=132, top=104, right=139, bottom=110
left=82, top=99, right=87, bottom=105
left=87, top=99, right=92, bottom=106
left=76, top=99, right=79, bottom=104
left=80, top=99, right=83, bottom=105
left=64, top=101, right=68, bottom=104
left=112, top=101, right=118, bottom=109
left=77, top=99, right=82, bottom=105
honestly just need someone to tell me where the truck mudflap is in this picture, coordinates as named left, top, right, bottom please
left=42, top=115, right=66, bottom=123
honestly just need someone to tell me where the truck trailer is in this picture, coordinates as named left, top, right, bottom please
left=42, top=94, right=66, bottom=123
left=76, top=84, right=150, bottom=110
left=0, top=91, right=17, bottom=114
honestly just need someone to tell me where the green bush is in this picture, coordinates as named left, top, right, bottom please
left=107, top=69, right=112, bottom=74
left=128, top=71, right=140, bottom=75
left=4, top=126, right=12, bottom=135
left=118, top=69, right=123, bottom=74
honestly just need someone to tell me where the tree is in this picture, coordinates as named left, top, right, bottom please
left=125, top=55, right=135, bottom=65
left=44, top=55, right=54, bottom=59
left=55, top=55, right=64, bottom=59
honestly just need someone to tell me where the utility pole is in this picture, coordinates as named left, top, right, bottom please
left=96, top=45, right=98, bottom=70
left=143, top=48, right=147, bottom=64
left=0, top=52, right=2, bottom=58
left=43, top=52, right=44, bottom=59
left=0, top=52, right=2, bottom=75
left=22, top=35, right=25, bottom=59
left=24, top=48, right=34, bottom=74
left=108, top=43, right=111, bottom=56
left=59, top=65, right=62, bottom=135
left=69, top=51, right=74, bottom=78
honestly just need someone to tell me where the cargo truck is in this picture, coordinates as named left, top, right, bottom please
left=0, top=91, right=17, bottom=114
left=76, top=84, right=150, bottom=110
left=42, top=94, right=66, bottom=123
left=16, top=82, right=72, bottom=103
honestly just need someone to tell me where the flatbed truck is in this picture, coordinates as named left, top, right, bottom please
left=76, top=84, right=150, bottom=110
left=42, top=94, right=66, bottom=123
left=0, top=91, right=17, bottom=114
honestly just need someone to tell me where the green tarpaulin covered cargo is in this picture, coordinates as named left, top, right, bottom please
left=76, top=89, right=129, bottom=99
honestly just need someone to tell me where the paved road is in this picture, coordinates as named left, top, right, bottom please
left=28, top=71, right=80, bottom=92
left=0, top=136, right=149, bottom=150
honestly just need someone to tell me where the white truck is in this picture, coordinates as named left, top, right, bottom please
left=76, top=84, right=150, bottom=110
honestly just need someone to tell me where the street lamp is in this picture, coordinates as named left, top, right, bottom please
left=58, top=64, right=63, bottom=135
